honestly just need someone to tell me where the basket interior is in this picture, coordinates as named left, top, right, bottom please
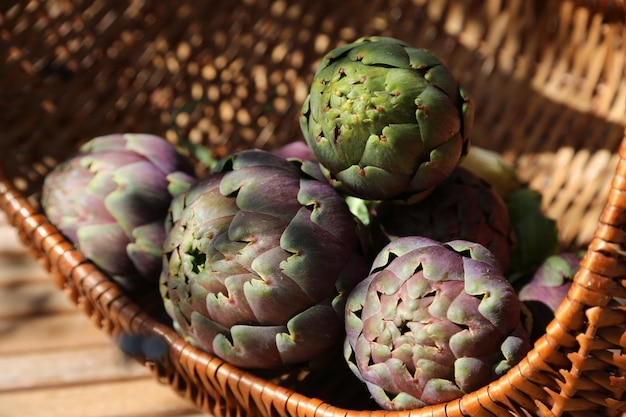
left=2, top=0, right=624, bottom=252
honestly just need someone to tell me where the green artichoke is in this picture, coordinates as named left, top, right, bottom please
left=371, top=167, right=513, bottom=273
left=160, top=149, right=369, bottom=370
left=344, top=237, right=530, bottom=410
left=300, top=36, right=473, bottom=202
left=41, top=133, right=195, bottom=292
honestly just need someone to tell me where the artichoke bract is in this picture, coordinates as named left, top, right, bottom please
left=41, top=133, right=195, bottom=292
left=344, top=237, right=530, bottom=410
left=300, top=36, right=473, bottom=202
left=372, top=167, right=513, bottom=273
left=160, top=149, right=369, bottom=370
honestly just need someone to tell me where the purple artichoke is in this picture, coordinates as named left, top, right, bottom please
left=41, top=133, right=196, bottom=292
left=371, top=167, right=513, bottom=272
left=344, top=237, right=530, bottom=410
left=160, top=149, right=368, bottom=370
left=273, top=140, right=318, bottom=162
left=517, top=252, right=581, bottom=341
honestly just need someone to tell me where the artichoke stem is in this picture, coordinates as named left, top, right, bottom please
left=458, top=146, right=521, bottom=199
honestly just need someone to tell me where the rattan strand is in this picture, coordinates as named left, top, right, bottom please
left=1, top=0, right=625, bottom=416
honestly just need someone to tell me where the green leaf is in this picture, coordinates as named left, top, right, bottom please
left=168, top=98, right=219, bottom=170
left=506, top=189, right=560, bottom=283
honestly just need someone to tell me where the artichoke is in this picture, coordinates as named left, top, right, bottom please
left=371, top=167, right=513, bottom=273
left=273, top=140, right=318, bottom=162
left=517, top=252, right=581, bottom=341
left=300, top=36, right=473, bottom=202
left=41, top=133, right=195, bottom=293
left=344, top=237, right=530, bottom=410
left=160, top=149, right=369, bottom=370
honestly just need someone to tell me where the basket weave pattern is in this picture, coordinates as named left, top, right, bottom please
left=1, top=1, right=626, bottom=416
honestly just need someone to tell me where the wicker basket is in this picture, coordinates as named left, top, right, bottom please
left=2, top=0, right=626, bottom=415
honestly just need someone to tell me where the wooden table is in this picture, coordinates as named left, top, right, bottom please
left=0, top=212, right=208, bottom=417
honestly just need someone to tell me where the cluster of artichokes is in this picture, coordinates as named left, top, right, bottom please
left=41, top=36, right=574, bottom=411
